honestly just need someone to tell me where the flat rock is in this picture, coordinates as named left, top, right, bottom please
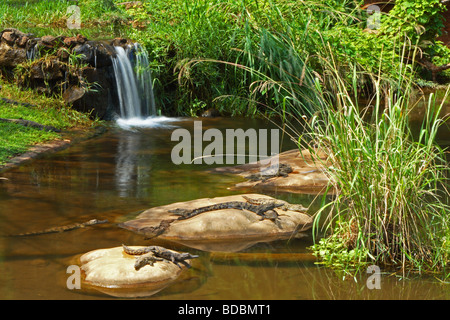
left=211, top=148, right=331, bottom=194
left=79, top=246, right=188, bottom=298
left=119, top=194, right=312, bottom=251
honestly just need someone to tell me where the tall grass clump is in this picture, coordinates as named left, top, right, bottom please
left=289, top=41, right=448, bottom=275
left=308, top=52, right=449, bottom=275
left=227, top=24, right=449, bottom=275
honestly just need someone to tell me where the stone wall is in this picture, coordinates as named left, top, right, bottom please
left=0, top=28, right=131, bottom=119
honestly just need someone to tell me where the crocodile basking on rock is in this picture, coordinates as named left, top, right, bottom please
left=122, top=244, right=199, bottom=270
left=133, top=254, right=164, bottom=271
left=242, top=196, right=308, bottom=213
left=168, top=199, right=288, bottom=228
left=169, top=201, right=284, bottom=221
left=244, top=163, right=293, bottom=182
left=6, top=219, right=109, bottom=237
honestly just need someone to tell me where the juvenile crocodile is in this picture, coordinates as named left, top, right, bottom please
left=7, top=219, right=109, bottom=237
left=133, top=253, right=164, bottom=271
left=138, top=218, right=176, bottom=239
left=245, top=163, right=293, bottom=182
left=168, top=201, right=284, bottom=221
left=242, top=196, right=308, bottom=213
left=122, top=244, right=199, bottom=269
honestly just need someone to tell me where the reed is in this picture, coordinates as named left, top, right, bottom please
left=221, top=23, right=450, bottom=274
left=308, top=57, right=450, bottom=274
left=268, top=40, right=449, bottom=274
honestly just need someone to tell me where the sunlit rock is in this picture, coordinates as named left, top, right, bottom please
left=120, top=193, right=313, bottom=252
left=79, top=246, right=190, bottom=298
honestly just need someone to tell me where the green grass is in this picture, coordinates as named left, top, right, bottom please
left=3, top=0, right=448, bottom=116
left=0, top=121, right=59, bottom=165
left=0, top=0, right=129, bottom=39
left=0, top=79, right=97, bottom=166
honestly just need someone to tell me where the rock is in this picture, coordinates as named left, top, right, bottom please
left=78, top=246, right=188, bottom=298
left=29, top=58, right=64, bottom=80
left=211, top=149, right=331, bottom=194
left=110, top=37, right=129, bottom=49
left=201, top=108, right=221, bottom=117
left=119, top=193, right=313, bottom=252
left=16, top=35, right=29, bottom=47
left=73, top=41, right=114, bottom=68
left=62, top=85, right=85, bottom=104
left=40, top=35, right=57, bottom=46
left=0, top=41, right=27, bottom=67
left=2, top=31, right=17, bottom=45
left=63, top=66, right=116, bottom=119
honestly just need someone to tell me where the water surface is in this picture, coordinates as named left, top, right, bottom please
left=0, top=117, right=448, bottom=299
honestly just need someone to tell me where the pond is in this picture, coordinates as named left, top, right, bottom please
left=0, top=117, right=448, bottom=299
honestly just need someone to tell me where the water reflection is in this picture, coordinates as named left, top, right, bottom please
left=115, top=131, right=142, bottom=198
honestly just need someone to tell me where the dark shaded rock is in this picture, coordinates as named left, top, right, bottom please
left=201, top=108, right=221, bottom=117
left=0, top=28, right=124, bottom=119
left=0, top=41, right=27, bottom=67
left=73, top=41, right=115, bottom=68
left=29, top=59, right=64, bottom=80
left=63, top=66, right=116, bottom=119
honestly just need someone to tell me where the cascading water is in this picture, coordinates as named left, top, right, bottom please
left=133, top=43, right=156, bottom=117
left=111, top=44, right=156, bottom=119
left=112, top=43, right=179, bottom=129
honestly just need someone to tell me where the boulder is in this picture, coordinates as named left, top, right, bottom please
left=0, top=41, right=27, bottom=67
left=211, top=149, right=331, bottom=194
left=119, top=194, right=313, bottom=252
left=0, top=28, right=136, bottom=119
left=79, top=246, right=190, bottom=298
left=62, top=66, right=116, bottom=119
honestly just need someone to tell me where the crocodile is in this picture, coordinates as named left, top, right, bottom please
left=133, top=253, right=164, bottom=271
left=168, top=201, right=284, bottom=221
left=242, top=195, right=309, bottom=213
left=6, top=219, right=109, bottom=237
left=244, top=163, right=293, bottom=182
left=122, top=244, right=199, bottom=269
left=138, top=218, right=176, bottom=240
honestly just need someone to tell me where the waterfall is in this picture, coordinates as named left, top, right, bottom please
left=111, top=44, right=156, bottom=119
left=133, top=43, right=156, bottom=116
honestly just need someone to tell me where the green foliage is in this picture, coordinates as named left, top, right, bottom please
left=310, top=220, right=370, bottom=273
left=304, top=53, right=450, bottom=274
left=381, top=0, right=445, bottom=42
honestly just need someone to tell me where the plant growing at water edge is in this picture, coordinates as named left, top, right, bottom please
left=224, top=22, right=450, bottom=275
left=305, top=51, right=450, bottom=275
